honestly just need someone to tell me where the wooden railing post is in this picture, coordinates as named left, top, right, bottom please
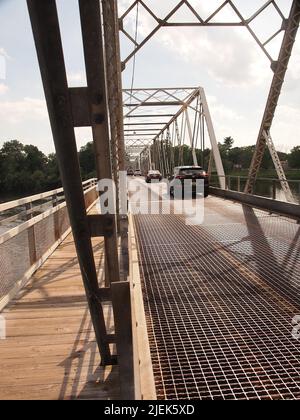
left=25, top=202, right=37, bottom=265
left=272, top=180, right=277, bottom=200
left=111, top=280, right=135, bottom=400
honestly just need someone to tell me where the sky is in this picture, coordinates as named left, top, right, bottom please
left=0, top=0, right=299, bottom=155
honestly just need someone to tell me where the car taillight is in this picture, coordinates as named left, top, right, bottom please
left=175, top=175, right=185, bottom=179
left=202, top=171, right=207, bottom=176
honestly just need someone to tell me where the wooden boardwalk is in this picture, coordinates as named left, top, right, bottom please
left=0, top=232, right=120, bottom=400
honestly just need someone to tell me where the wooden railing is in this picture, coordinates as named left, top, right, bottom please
left=0, top=179, right=98, bottom=311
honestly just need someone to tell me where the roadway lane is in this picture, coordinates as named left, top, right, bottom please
left=129, top=177, right=300, bottom=400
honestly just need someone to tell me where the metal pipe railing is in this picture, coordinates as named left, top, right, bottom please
left=210, top=174, right=300, bottom=203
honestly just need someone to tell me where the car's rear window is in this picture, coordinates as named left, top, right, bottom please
left=179, top=168, right=204, bottom=175
left=149, top=171, right=160, bottom=174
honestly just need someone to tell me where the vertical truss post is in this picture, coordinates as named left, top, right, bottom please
left=78, top=0, right=120, bottom=285
left=199, top=87, right=225, bottom=188
left=175, top=119, right=183, bottom=166
left=207, top=150, right=213, bottom=178
left=160, top=135, right=167, bottom=176
left=27, top=0, right=112, bottom=364
left=157, top=139, right=163, bottom=173
left=166, top=128, right=171, bottom=175
left=263, top=131, right=294, bottom=203
left=152, top=140, right=157, bottom=170
left=169, top=126, right=175, bottom=173
left=148, top=147, right=152, bottom=171
left=185, top=109, right=198, bottom=166
left=102, top=0, right=127, bottom=220
left=245, top=0, right=300, bottom=194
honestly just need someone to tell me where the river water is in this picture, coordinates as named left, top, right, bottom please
left=245, top=179, right=300, bottom=204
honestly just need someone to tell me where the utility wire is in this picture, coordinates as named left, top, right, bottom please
left=126, top=3, right=139, bottom=165
left=127, top=3, right=139, bottom=120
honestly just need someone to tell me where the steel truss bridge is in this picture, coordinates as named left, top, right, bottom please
left=0, top=0, right=299, bottom=400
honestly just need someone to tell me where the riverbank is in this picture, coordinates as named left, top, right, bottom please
left=226, top=169, right=300, bottom=180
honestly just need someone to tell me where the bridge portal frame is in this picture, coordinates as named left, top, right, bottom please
left=119, top=0, right=300, bottom=194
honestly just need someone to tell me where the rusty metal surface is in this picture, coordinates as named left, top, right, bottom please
left=133, top=195, right=300, bottom=400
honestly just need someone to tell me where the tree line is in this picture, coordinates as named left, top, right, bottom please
left=0, top=138, right=299, bottom=199
left=0, top=140, right=96, bottom=198
left=154, top=136, right=299, bottom=173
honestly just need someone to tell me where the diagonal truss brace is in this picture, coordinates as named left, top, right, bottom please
left=245, top=0, right=300, bottom=194
left=119, top=0, right=293, bottom=68
left=263, top=131, right=295, bottom=203
left=141, top=87, right=226, bottom=188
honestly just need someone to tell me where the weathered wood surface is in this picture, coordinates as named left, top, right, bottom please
left=0, top=232, right=120, bottom=400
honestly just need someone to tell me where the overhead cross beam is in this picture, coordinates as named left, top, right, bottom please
left=123, top=88, right=197, bottom=160
left=120, top=1, right=300, bottom=195
left=119, top=0, right=293, bottom=69
left=129, top=87, right=226, bottom=187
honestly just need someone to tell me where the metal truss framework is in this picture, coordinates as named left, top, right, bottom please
left=245, top=1, right=300, bottom=194
left=126, top=87, right=226, bottom=188
left=27, top=0, right=134, bottom=399
left=119, top=0, right=300, bottom=197
left=123, top=87, right=197, bottom=154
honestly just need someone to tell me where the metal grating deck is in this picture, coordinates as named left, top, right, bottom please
left=133, top=194, right=300, bottom=400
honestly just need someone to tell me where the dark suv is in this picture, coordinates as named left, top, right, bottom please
left=127, top=168, right=134, bottom=176
left=145, top=170, right=162, bottom=183
left=169, top=166, right=209, bottom=198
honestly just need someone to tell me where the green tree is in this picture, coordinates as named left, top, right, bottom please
left=24, top=144, right=47, bottom=173
left=223, top=136, right=234, bottom=151
left=288, top=146, right=300, bottom=169
left=0, top=140, right=26, bottom=192
left=0, top=140, right=51, bottom=194
left=45, top=153, right=60, bottom=189
left=79, top=141, right=96, bottom=179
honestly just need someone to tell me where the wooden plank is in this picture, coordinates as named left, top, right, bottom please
left=128, top=213, right=156, bottom=400
left=0, top=225, right=120, bottom=400
left=0, top=371, right=120, bottom=400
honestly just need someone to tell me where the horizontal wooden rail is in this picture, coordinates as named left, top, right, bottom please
left=0, top=184, right=98, bottom=311
left=128, top=213, right=156, bottom=400
left=0, top=178, right=97, bottom=213
left=210, top=187, right=300, bottom=220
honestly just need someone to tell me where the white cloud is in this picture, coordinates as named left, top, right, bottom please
left=272, top=104, right=300, bottom=152
left=205, top=94, right=256, bottom=147
left=0, top=55, right=5, bottom=80
left=0, top=47, right=11, bottom=60
left=287, top=42, right=300, bottom=82
left=74, top=127, right=93, bottom=150
left=207, top=95, right=244, bottom=122
left=0, top=83, right=8, bottom=95
left=0, top=97, right=47, bottom=124
left=118, top=0, right=133, bottom=15
left=67, top=71, right=86, bottom=86
left=122, top=0, right=294, bottom=88
left=158, top=27, right=271, bottom=88
left=0, top=47, right=11, bottom=80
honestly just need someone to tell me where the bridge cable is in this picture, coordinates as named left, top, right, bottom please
left=127, top=2, right=139, bottom=161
